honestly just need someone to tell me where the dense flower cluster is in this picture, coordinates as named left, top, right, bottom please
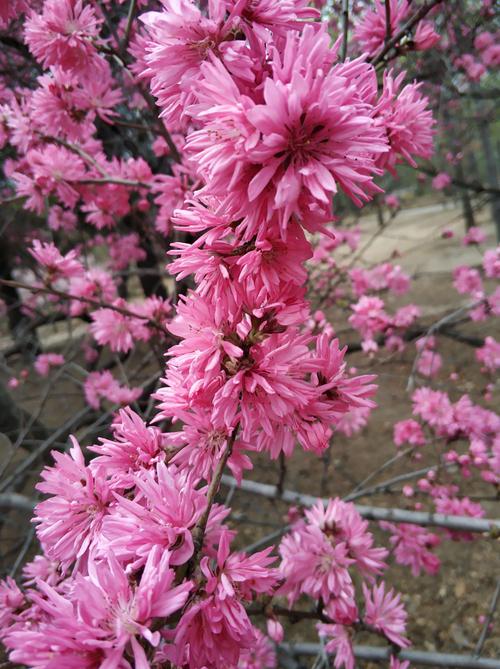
left=1, top=2, right=498, bottom=669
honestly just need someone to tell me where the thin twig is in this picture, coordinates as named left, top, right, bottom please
left=221, top=475, right=500, bottom=534
left=283, top=643, right=500, bottom=668
left=372, top=0, right=443, bottom=66
left=384, top=0, right=392, bottom=43
left=340, top=0, right=349, bottom=61
left=0, top=279, right=170, bottom=336
left=188, top=429, right=239, bottom=573
left=474, top=578, right=500, bottom=657
left=121, top=0, right=138, bottom=54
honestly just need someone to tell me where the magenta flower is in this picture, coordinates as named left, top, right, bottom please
left=363, top=582, right=410, bottom=647
left=354, top=0, right=410, bottom=56
left=189, top=25, right=388, bottom=237
left=90, top=300, right=150, bottom=353
left=34, top=436, right=113, bottom=569
left=24, top=0, right=101, bottom=73
left=103, top=461, right=205, bottom=567
left=317, top=623, right=355, bottom=669
left=34, top=353, right=65, bottom=377
left=30, top=239, right=84, bottom=280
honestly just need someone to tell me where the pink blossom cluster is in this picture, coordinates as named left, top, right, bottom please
left=3, top=2, right=484, bottom=668
left=280, top=499, right=410, bottom=669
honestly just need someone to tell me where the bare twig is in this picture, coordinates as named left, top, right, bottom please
left=340, top=0, right=349, bottom=61
left=0, top=279, right=170, bottom=336
left=283, top=643, right=500, bottom=668
left=474, top=578, right=500, bottom=657
left=122, top=0, right=138, bottom=54
left=0, top=493, right=36, bottom=512
left=221, top=475, right=500, bottom=534
left=372, top=0, right=443, bottom=66
left=384, top=0, right=392, bottom=43
left=188, top=430, right=238, bottom=573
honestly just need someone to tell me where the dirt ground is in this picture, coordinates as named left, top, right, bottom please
left=0, top=198, right=499, bottom=666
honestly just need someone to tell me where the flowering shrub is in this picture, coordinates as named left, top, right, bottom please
left=0, top=2, right=499, bottom=669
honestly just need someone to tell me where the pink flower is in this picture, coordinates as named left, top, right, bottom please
left=83, top=370, right=142, bottom=409
left=103, top=461, right=206, bottom=568
left=29, top=239, right=84, bottom=280
left=23, top=548, right=192, bottom=668
left=463, top=226, right=487, bottom=245
left=317, top=623, right=355, bottom=669
left=18, top=144, right=86, bottom=210
left=390, top=657, right=411, bottom=669
left=434, top=495, right=485, bottom=541
left=24, top=0, right=101, bottom=73
left=483, top=247, right=500, bottom=279
left=453, top=265, right=483, bottom=295
left=354, top=0, right=410, bottom=56
left=189, top=25, right=388, bottom=237
left=432, top=172, right=451, bottom=190
left=34, top=353, right=65, bottom=376
left=375, top=72, right=435, bottom=172
left=363, top=582, right=410, bottom=647
left=476, top=336, right=500, bottom=371
left=89, top=407, right=167, bottom=484
left=385, top=194, right=400, bottom=208
left=279, top=499, right=386, bottom=621
left=380, top=522, right=440, bottom=576
left=393, top=419, right=426, bottom=447
left=90, top=300, right=150, bottom=352
left=33, top=436, right=112, bottom=568
left=414, top=20, right=440, bottom=50
left=238, top=629, right=277, bottom=669
left=416, top=349, right=442, bottom=378
left=141, top=0, right=233, bottom=127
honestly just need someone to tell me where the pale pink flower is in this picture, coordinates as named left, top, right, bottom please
left=317, top=623, right=355, bottom=669
left=90, top=300, right=150, bottom=352
left=416, top=349, right=442, bottom=378
left=34, top=353, right=65, bottom=376
left=380, top=522, right=440, bottom=576
left=29, top=239, right=83, bottom=280
left=266, top=618, right=284, bottom=643
left=48, top=205, right=77, bottom=232
left=414, top=20, right=440, bottom=50
left=68, top=268, right=117, bottom=316
left=463, top=226, right=487, bottom=245
left=0, top=578, right=24, bottom=629
left=238, top=629, right=277, bottom=669
left=385, top=194, right=400, bottom=208
left=476, top=336, right=500, bottom=371
left=412, top=387, right=454, bottom=429
left=83, top=370, right=142, bottom=409
left=453, top=265, right=483, bottom=295
left=363, top=582, right=410, bottom=647
left=376, top=72, right=435, bottom=172
left=483, top=247, right=500, bottom=278
left=432, top=172, right=451, bottom=190
left=393, top=419, right=426, bottom=447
